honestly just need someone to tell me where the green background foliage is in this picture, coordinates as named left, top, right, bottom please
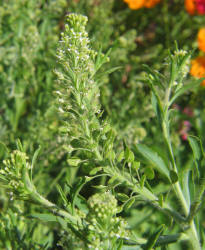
left=0, top=0, right=205, bottom=249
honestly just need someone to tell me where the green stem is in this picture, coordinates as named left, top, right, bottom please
left=162, top=121, right=177, bottom=172
left=188, top=182, right=205, bottom=223
left=162, top=85, right=201, bottom=250
left=93, top=138, right=188, bottom=226
left=166, top=145, right=201, bottom=249
left=164, top=87, right=171, bottom=109
left=44, top=168, right=67, bottom=197
left=174, top=182, right=189, bottom=216
left=30, top=191, right=81, bottom=226
left=94, top=146, right=158, bottom=201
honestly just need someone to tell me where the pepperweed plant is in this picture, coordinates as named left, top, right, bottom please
left=1, top=13, right=205, bottom=249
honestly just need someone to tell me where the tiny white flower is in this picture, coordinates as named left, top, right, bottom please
left=58, top=98, right=64, bottom=103
left=55, top=91, right=62, bottom=95
left=58, top=107, right=64, bottom=113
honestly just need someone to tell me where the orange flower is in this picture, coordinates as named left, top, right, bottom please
left=123, top=0, right=144, bottom=9
left=197, top=28, right=205, bottom=52
left=123, top=0, right=161, bottom=9
left=144, top=0, right=161, bottom=8
left=185, top=0, right=196, bottom=14
left=190, top=56, right=205, bottom=86
left=185, top=0, right=205, bottom=15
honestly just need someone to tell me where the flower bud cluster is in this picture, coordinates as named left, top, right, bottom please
left=85, top=192, right=130, bottom=249
left=55, top=14, right=101, bottom=118
left=173, top=50, right=190, bottom=79
left=54, top=14, right=112, bottom=159
left=88, top=192, right=118, bottom=217
left=169, top=50, right=191, bottom=86
left=56, top=14, right=97, bottom=84
left=0, top=150, right=30, bottom=196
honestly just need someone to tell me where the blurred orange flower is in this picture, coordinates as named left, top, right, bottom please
left=185, top=0, right=196, bottom=14
left=124, top=0, right=161, bottom=9
left=198, top=28, right=205, bottom=52
left=124, top=0, right=144, bottom=9
left=144, top=0, right=161, bottom=8
left=185, top=0, right=205, bottom=15
left=190, top=56, right=205, bottom=86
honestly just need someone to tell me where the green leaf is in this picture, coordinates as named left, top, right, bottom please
left=118, top=151, right=125, bottom=162
left=116, top=193, right=129, bottom=202
left=125, top=148, right=135, bottom=163
left=124, top=197, right=136, bottom=210
left=57, top=217, right=68, bottom=231
left=155, top=234, right=182, bottom=247
left=71, top=177, right=88, bottom=212
left=30, top=213, right=59, bottom=222
left=56, top=184, right=71, bottom=209
left=142, top=225, right=165, bottom=249
left=31, top=146, right=41, bottom=170
left=188, top=136, right=204, bottom=178
left=182, top=171, right=190, bottom=208
left=151, top=92, right=162, bottom=124
left=169, top=170, right=178, bottom=183
left=135, top=144, right=170, bottom=180
left=108, top=175, right=118, bottom=185
left=144, top=167, right=155, bottom=180
left=94, top=47, right=111, bottom=74
left=107, top=176, right=122, bottom=189
left=188, top=136, right=203, bottom=161
left=30, top=213, right=68, bottom=230
left=16, top=139, right=23, bottom=152
left=67, top=158, right=82, bottom=167
left=89, top=167, right=102, bottom=175
left=97, top=66, right=122, bottom=82
left=122, top=246, right=142, bottom=250
left=0, top=141, right=9, bottom=159
left=169, top=79, right=202, bottom=106
left=106, top=150, right=115, bottom=161
left=132, top=161, right=140, bottom=172
left=116, top=205, right=124, bottom=213
left=103, top=123, right=111, bottom=133
left=92, top=185, right=108, bottom=191
left=158, top=193, right=163, bottom=207
left=142, top=64, right=164, bottom=89
left=140, top=175, right=146, bottom=189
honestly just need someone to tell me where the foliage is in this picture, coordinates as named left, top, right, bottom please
left=0, top=1, right=205, bottom=249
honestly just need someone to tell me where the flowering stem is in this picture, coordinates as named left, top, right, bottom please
left=30, top=191, right=81, bottom=226
left=163, top=84, right=201, bottom=250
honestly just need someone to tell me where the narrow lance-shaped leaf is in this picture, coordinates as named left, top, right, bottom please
left=30, top=213, right=68, bottom=231
left=30, top=213, right=61, bottom=222
left=135, top=144, right=170, bottom=180
left=188, top=136, right=203, bottom=161
left=0, top=141, right=9, bottom=159
left=188, top=135, right=204, bottom=178
left=16, top=139, right=24, bottom=152
left=30, top=146, right=41, bottom=181
left=142, top=64, right=164, bottom=89
left=151, top=92, right=162, bottom=124
left=56, top=184, right=71, bottom=211
left=182, top=170, right=191, bottom=209
left=96, top=66, right=122, bottom=84
left=142, top=225, right=165, bottom=249
left=71, top=177, right=88, bottom=213
left=169, top=79, right=203, bottom=107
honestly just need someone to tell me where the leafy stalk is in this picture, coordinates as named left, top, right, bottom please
left=145, top=49, right=201, bottom=249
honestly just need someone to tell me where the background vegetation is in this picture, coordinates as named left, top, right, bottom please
left=0, top=0, right=205, bottom=249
